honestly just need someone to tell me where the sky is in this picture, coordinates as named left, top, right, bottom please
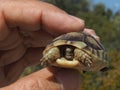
left=92, top=0, right=120, bottom=12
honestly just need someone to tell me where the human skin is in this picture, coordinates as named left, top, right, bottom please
left=0, top=0, right=99, bottom=90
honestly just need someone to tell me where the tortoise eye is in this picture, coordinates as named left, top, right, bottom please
left=85, top=35, right=105, bottom=50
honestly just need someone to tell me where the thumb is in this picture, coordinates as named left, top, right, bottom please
left=1, top=68, right=82, bottom=90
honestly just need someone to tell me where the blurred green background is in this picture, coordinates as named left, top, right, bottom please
left=21, top=0, right=120, bottom=90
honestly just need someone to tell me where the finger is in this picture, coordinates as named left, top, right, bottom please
left=1, top=1, right=84, bottom=35
left=0, top=43, right=26, bottom=67
left=1, top=47, right=44, bottom=86
left=0, top=30, right=23, bottom=50
left=83, top=28, right=100, bottom=41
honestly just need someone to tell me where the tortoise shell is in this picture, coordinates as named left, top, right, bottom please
left=41, top=32, right=108, bottom=71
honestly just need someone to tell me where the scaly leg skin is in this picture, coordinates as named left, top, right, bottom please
left=74, top=48, right=92, bottom=67
left=40, top=47, right=60, bottom=67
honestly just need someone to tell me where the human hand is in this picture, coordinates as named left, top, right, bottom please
left=0, top=0, right=99, bottom=90
left=1, top=68, right=83, bottom=90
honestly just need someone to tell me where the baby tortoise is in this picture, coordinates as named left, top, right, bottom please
left=40, top=32, right=108, bottom=71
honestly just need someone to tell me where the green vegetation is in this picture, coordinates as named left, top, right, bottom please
left=22, top=0, right=120, bottom=89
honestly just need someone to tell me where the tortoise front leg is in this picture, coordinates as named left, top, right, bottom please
left=40, top=47, right=60, bottom=66
left=74, top=48, right=92, bottom=67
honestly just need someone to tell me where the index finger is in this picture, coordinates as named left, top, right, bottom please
left=1, top=1, right=84, bottom=35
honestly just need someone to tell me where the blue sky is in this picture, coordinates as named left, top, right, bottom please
left=92, top=0, right=120, bottom=12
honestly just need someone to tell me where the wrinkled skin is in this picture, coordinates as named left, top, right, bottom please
left=0, top=0, right=99, bottom=90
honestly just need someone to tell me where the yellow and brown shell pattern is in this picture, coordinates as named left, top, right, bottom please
left=40, top=32, right=108, bottom=71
